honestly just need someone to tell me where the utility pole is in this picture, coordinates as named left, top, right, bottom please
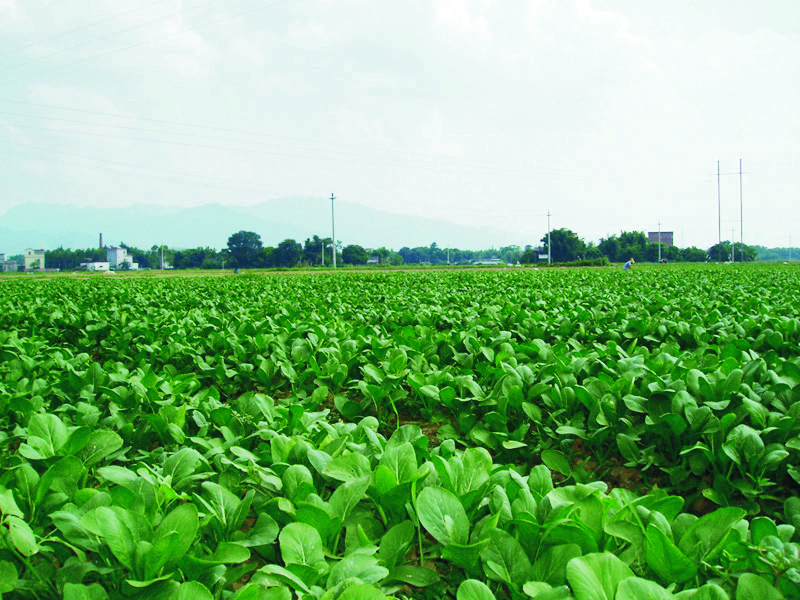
left=161, top=244, right=164, bottom=270
left=321, top=240, right=324, bottom=267
left=739, top=158, right=744, bottom=262
left=547, top=211, right=551, bottom=265
left=330, top=193, right=336, bottom=269
left=658, top=221, right=662, bottom=263
left=731, top=228, right=735, bottom=262
left=717, top=160, right=722, bottom=262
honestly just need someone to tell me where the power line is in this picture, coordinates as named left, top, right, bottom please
left=0, top=0, right=168, bottom=59
left=6, top=120, right=669, bottom=181
left=0, top=99, right=639, bottom=180
left=0, top=98, right=709, bottom=184
left=0, top=0, right=291, bottom=86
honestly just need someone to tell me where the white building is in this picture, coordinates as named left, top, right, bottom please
left=24, top=248, right=46, bottom=270
left=106, top=247, right=138, bottom=270
left=80, top=261, right=110, bottom=271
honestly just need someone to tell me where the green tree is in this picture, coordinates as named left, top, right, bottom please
left=499, top=245, right=522, bottom=264
left=707, top=241, right=757, bottom=262
left=227, top=231, right=263, bottom=268
left=342, top=244, right=369, bottom=265
left=541, top=228, right=586, bottom=262
left=681, top=246, right=708, bottom=262
left=520, top=249, right=538, bottom=264
left=271, top=239, right=302, bottom=267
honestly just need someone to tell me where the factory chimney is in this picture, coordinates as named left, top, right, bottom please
left=99, top=233, right=103, bottom=249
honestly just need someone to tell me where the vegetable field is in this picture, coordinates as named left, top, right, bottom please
left=1, top=265, right=799, bottom=600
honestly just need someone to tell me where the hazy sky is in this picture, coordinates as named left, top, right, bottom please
left=1, top=0, right=798, bottom=249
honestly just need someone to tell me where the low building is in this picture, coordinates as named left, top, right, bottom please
left=80, top=261, right=110, bottom=271
left=24, top=248, right=46, bottom=271
left=648, top=231, right=674, bottom=246
left=106, top=247, right=138, bottom=270
left=1, top=256, right=19, bottom=272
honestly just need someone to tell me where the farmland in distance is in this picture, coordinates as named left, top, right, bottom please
left=1, top=265, right=799, bottom=599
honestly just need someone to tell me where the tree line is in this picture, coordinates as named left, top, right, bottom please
left=39, top=228, right=767, bottom=271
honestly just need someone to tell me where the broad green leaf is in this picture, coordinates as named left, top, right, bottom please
left=0, top=486, right=23, bottom=517
left=7, top=515, right=39, bottom=556
left=78, top=430, right=123, bottom=466
left=27, top=413, right=68, bottom=457
left=329, top=476, right=370, bottom=522
left=386, top=565, right=440, bottom=587
left=279, top=522, right=325, bottom=567
left=735, top=573, right=783, bottom=600
left=480, top=528, right=534, bottom=588
left=324, top=452, right=372, bottom=482
left=457, top=579, right=497, bottom=600
left=566, top=552, right=634, bottom=600
left=208, top=542, right=251, bottom=563
left=231, top=584, right=292, bottom=600
left=327, top=553, right=388, bottom=587
left=378, top=441, right=418, bottom=488
left=153, top=502, right=198, bottom=567
left=531, top=543, right=582, bottom=586
left=678, top=507, right=746, bottom=561
left=616, top=577, right=673, bottom=600
left=645, top=524, right=697, bottom=584
left=0, top=560, right=18, bottom=594
left=172, top=582, right=213, bottom=600
left=63, top=583, right=109, bottom=600
left=417, top=486, right=469, bottom=546
left=378, top=520, right=415, bottom=568
left=338, top=583, right=388, bottom=600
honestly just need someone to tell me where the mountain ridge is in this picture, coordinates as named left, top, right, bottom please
left=0, top=199, right=529, bottom=254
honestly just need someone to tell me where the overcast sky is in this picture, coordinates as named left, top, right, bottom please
left=1, top=0, right=798, bottom=249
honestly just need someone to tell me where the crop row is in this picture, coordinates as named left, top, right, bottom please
left=0, top=266, right=799, bottom=599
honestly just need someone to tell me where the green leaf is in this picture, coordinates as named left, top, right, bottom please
left=678, top=507, right=746, bottom=562
left=327, top=553, right=388, bottom=587
left=338, top=583, right=388, bottom=600
left=541, top=450, right=571, bottom=477
left=417, top=486, right=469, bottom=546
left=0, top=560, right=19, bottom=594
left=88, top=507, right=146, bottom=571
left=480, top=528, right=534, bottom=588
left=7, top=515, right=39, bottom=556
left=78, top=430, right=123, bottom=466
left=378, top=442, right=418, bottom=488
left=386, top=565, right=440, bottom=587
left=645, top=524, right=697, bottom=585
left=27, top=413, right=68, bottom=457
left=616, top=577, right=673, bottom=600
left=231, top=584, right=292, bottom=600
left=328, top=476, right=370, bottom=522
left=324, top=452, right=372, bottom=482
left=378, top=520, right=415, bottom=569
left=531, top=543, right=582, bottom=586
left=208, top=542, right=251, bottom=564
left=0, top=486, right=23, bottom=517
left=152, top=502, right=198, bottom=569
left=566, top=552, right=634, bottom=600
left=63, top=583, right=109, bottom=600
left=279, top=522, right=325, bottom=567
left=457, top=579, right=497, bottom=600
left=172, top=582, right=213, bottom=600
left=736, top=573, right=783, bottom=600
left=238, top=513, right=279, bottom=548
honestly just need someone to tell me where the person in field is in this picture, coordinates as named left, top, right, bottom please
left=623, top=258, right=635, bottom=270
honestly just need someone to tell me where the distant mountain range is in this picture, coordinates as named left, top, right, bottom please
left=0, top=199, right=527, bottom=254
